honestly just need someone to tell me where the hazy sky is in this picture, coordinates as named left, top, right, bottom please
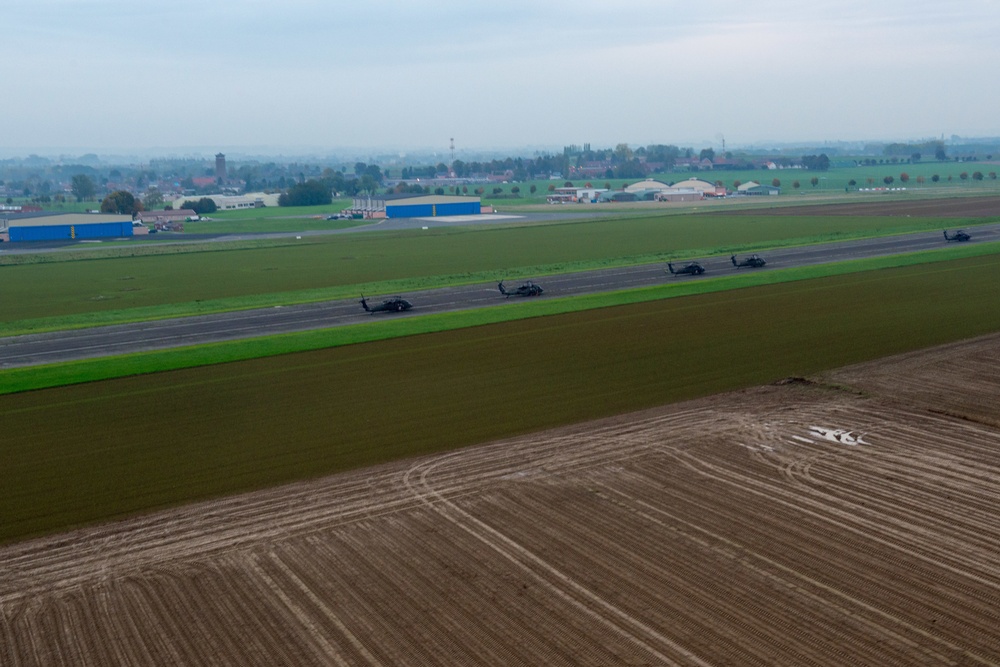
left=4, top=0, right=998, bottom=155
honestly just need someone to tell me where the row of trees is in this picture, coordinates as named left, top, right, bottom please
left=180, top=198, right=218, bottom=215
left=278, top=180, right=332, bottom=206
left=71, top=174, right=97, bottom=201
left=883, top=140, right=948, bottom=161
left=99, top=190, right=140, bottom=215
left=276, top=165, right=387, bottom=206
left=97, top=191, right=222, bottom=216
left=800, top=154, right=831, bottom=171
left=565, top=143, right=684, bottom=167
left=772, top=171, right=998, bottom=191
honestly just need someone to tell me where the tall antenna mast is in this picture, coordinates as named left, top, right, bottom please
left=450, top=137, right=455, bottom=165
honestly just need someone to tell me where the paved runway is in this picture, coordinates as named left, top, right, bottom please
left=1, top=225, right=997, bottom=369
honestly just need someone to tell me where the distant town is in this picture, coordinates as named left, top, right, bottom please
left=1, top=137, right=998, bottom=225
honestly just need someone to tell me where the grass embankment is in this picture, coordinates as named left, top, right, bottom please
left=3, top=212, right=994, bottom=334
left=4, top=250, right=1000, bottom=543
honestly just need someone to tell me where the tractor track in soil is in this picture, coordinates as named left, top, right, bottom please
left=4, top=334, right=1000, bottom=664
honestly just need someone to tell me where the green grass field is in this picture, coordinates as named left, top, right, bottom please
left=651, top=162, right=1000, bottom=195
left=186, top=217, right=365, bottom=235
left=3, top=210, right=993, bottom=334
left=4, top=251, right=1000, bottom=543
left=185, top=199, right=363, bottom=234
left=473, top=160, right=1000, bottom=204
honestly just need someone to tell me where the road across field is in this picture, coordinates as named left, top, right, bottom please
left=2, top=224, right=999, bottom=368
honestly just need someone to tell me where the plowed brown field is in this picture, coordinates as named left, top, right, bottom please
left=729, top=195, right=1000, bottom=217
left=3, top=335, right=1000, bottom=665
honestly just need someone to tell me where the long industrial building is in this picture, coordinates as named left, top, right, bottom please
left=349, top=194, right=482, bottom=219
left=0, top=212, right=135, bottom=242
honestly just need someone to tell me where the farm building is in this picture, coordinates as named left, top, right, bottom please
left=169, top=192, right=280, bottom=211
left=0, top=212, right=134, bottom=242
left=349, top=194, right=482, bottom=219
left=546, top=187, right=608, bottom=204
left=671, top=178, right=727, bottom=197
left=737, top=181, right=781, bottom=196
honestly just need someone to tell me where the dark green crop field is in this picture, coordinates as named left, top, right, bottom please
left=1, top=211, right=990, bottom=333
left=4, top=252, right=1000, bottom=544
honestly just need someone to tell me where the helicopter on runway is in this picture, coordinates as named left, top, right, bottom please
left=943, top=229, right=971, bottom=242
left=666, top=261, right=706, bottom=276
left=360, top=294, right=413, bottom=314
left=731, top=253, right=767, bottom=268
left=498, top=280, right=544, bottom=298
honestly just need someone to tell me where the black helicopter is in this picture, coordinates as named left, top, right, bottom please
left=731, top=253, right=767, bottom=268
left=666, top=261, right=706, bottom=276
left=943, top=229, right=971, bottom=242
left=360, top=294, right=413, bottom=314
left=498, top=279, right=544, bottom=298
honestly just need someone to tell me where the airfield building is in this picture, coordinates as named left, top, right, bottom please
left=349, top=194, right=482, bottom=219
left=622, top=178, right=715, bottom=201
left=597, top=190, right=640, bottom=203
left=671, top=178, right=728, bottom=197
left=623, top=179, right=673, bottom=193
left=654, top=188, right=702, bottom=202
left=0, top=212, right=134, bottom=242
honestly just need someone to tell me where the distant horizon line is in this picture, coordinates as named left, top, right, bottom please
left=2, top=136, right=999, bottom=162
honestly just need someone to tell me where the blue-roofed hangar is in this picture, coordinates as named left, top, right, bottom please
left=350, top=194, right=482, bottom=219
left=0, top=212, right=135, bottom=242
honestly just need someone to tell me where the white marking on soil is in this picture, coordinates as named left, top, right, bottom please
left=808, top=427, right=870, bottom=446
left=791, top=435, right=816, bottom=445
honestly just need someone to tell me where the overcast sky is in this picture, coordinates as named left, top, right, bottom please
left=3, top=0, right=998, bottom=156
